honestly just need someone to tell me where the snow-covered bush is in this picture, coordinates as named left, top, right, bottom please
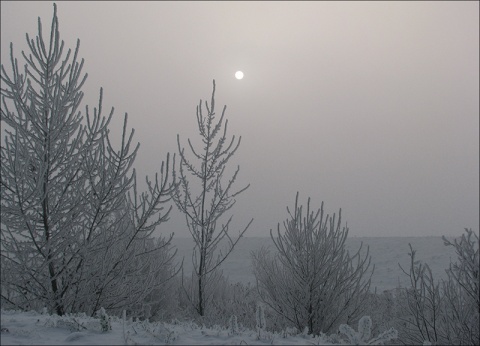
left=362, top=290, right=398, bottom=339
left=42, top=310, right=113, bottom=333
left=228, top=314, right=239, bottom=335
left=280, top=326, right=298, bottom=338
left=126, top=318, right=179, bottom=344
left=441, top=228, right=479, bottom=345
left=339, top=315, right=398, bottom=345
left=252, top=193, right=373, bottom=335
left=141, top=274, right=178, bottom=322
left=396, top=244, right=444, bottom=345
left=172, top=272, right=265, bottom=332
left=255, top=303, right=266, bottom=332
left=96, top=307, right=111, bottom=332
left=254, top=303, right=275, bottom=342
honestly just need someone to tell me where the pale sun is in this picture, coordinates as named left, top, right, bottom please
left=235, top=71, right=244, bottom=80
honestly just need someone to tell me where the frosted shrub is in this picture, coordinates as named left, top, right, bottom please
left=44, top=314, right=86, bottom=332
left=396, top=246, right=443, bottom=345
left=280, top=326, right=298, bottom=338
left=123, top=318, right=178, bottom=344
left=173, top=274, right=262, bottom=332
left=96, top=307, right=112, bottom=332
left=396, top=228, right=479, bottom=345
left=255, top=303, right=267, bottom=340
left=252, top=193, right=373, bottom=335
left=255, top=303, right=266, bottom=331
left=43, top=312, right=102, bottom=332
left=339, top=316, right=398, bottom=345
left=228, top=315, right=239, bottom=335
left=442, top=228, right=479, bottom=345
left=362, top=290, right=397, bottom=338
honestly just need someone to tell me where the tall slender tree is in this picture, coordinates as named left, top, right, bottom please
left=1, top=3, right=176, bottom=316
left=172, top=80, right=253, bottom=316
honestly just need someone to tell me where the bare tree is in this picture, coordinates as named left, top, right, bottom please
left=0, top=4, right=176, bottom=317
left=172, top=80, right=253, bottom=316
left=397, top=244, right=445, bottom=345
left=252, top=193, right=373, bottom=335
left=396, top=229, right=479, bottom=345
left=441, top=228, right=479, bottom=345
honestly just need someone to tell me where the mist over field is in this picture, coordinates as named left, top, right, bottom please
left=172, top=236, right=458, bottom=292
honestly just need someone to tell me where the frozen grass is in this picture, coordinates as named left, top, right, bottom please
left=0, top=309, right=367, bottom=345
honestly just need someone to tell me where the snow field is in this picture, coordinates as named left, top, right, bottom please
left=1, top=309, right=390, bottom=345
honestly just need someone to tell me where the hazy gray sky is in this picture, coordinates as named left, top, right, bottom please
left=1, top=1, right=478, bottom=238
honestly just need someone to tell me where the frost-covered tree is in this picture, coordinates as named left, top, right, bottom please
left=172, top=80, right=253, bottom=316
left=0, top=4, right=176, bottom=317
left=396, top=229, right=479, bottom=345
left=397, top=244, right=445, bottom=345
left=441, top=228, right=479, bottom=345
left=252, top=193, right=373, bottom=335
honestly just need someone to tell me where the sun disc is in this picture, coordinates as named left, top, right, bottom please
left=235, top=71, right=244, bottom=80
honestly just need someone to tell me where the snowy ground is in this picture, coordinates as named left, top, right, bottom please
left=0, top=309, right=361, bottom=345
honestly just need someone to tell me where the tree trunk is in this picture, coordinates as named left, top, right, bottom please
left=198, top=246, right=205, bottom=316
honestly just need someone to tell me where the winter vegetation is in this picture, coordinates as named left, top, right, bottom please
left=0, top=3, right=177, bottom=319
left=252, top=193, right=373, bottom=335
left=395, top=229, right=479, bottom=345
left=172, top=80, right=253, bottom=317
left=1, top=4, right=479, bottom=345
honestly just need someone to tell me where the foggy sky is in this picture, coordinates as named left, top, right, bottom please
left=1, top=1, right=478, bottom=238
